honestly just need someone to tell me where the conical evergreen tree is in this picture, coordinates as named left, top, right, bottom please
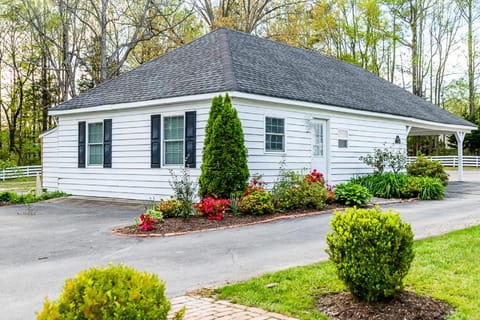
left=199, top=94, right=249, bottom=198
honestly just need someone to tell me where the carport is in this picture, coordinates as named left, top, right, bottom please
left=406, top=119, right=476, bottom=181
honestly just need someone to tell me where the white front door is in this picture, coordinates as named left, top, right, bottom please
left=311, top=119, right=328, bottom=177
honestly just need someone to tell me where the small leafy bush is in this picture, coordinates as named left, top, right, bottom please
left=0, top=190, right=67, bottom=204
left=37, top=264, right=180, bottom=320
left=418, top=177, right=445, bottom=200
left=237, top=190, right=274, bottom=215
left=326, top=207, right=414, bottom=302
left=334, top=182, right=371, bottom=207
left=0, top=191, right=18, bottom=202
left=407, top=155, right=449, bottom=186
left=169, top=168, right=197, bottom=219
left=400, top=176, right=422, bottom=198
left=155, top=199, right=183, bottom=218
left=359, top=145, right=407, bottom=174
left=273, top=169, right=328, bottom=210
left=194, top=197, right=230, bottom=220
left=138, top=210, right=162, bottom=231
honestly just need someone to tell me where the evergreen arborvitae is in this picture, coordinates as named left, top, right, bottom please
left=199, top=94, right=249, bottom=198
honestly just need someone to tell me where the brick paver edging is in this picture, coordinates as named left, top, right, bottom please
left=168, top=295, right=297, bottom=320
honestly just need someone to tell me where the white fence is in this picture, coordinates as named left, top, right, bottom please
left=407, top=156, right=480, bottom=168
left=1, top=165, right=42, bottom=181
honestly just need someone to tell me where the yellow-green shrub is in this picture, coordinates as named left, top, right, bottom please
left=37, top=264, right=178, bottom=320
left=326, top=207, right=414, bottom=302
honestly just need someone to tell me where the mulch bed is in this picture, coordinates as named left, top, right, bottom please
left=317, top=291, right=453, bottom=320
left=113, top=203, right=345, bottom=237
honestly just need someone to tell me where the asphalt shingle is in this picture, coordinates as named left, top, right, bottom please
left=52, top=28, right=473, bottom=127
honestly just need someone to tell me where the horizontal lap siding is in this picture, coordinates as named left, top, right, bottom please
left=235, top=99, right=407, bottom=186
left=236, top=103, right=311, bottom=186
left=51, top=103, right=209, bottom=200
left=42, top=129, right=59, bottom=190
left=329, top=116, right=406, bottom=184
left=46, top=97, right=407, bottom=199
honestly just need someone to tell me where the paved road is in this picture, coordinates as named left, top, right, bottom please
left=1, top=176, right=479, bottom=319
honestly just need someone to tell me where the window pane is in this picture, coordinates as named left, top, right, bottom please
left=89, top=144, right=103, bottom=165
left=313, top=122, right=324, bottom=156
left=165, top=141, right=183, bottom=164
left=266, top=117, right=284, bottom=134
left=266, top=134, right=284, bottom=152
left=164, top=116, right=184, bottom=140
left=88, top=123, right=103, bottom=144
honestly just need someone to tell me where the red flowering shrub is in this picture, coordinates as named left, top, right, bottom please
left=305, top=169, right=325, bottom=185
left=138, top=213, right=159, bottom=231
left=244, top=179, right=264, bottom=195
left=194, top=197, right=230, bottom=220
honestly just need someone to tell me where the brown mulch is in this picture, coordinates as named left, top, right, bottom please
left=113, top=203, right=345, bottom=237
left=317, top=291, right=454, bottom=320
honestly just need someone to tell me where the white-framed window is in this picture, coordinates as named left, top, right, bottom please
left=265, top=117, right=285, bottom=152
left=88, top=122, right=103, bottom=165
left=164, top=115, right=184, bottom=165
left=338, top=129, right=349, bottom=148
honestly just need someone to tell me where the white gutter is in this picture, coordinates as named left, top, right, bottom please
left=49, top=91, right=477, bottom=133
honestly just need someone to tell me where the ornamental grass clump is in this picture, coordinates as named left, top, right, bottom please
left=326, top=207, right=414, bottom=302
left=37, top=264, right=183, bottom=320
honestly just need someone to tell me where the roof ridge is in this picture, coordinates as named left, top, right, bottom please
left=217, top=29, right=239, bottom=91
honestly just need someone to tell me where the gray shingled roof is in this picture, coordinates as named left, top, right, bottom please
left=52, top=28, right=474, bottom=127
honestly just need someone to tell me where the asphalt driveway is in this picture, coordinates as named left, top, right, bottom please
left=1, top=173, right=480, bottom=319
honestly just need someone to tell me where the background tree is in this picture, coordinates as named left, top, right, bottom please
left=199, top=95, right=249, bottom=198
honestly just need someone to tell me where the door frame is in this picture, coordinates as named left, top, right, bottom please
left=311, top=118, right=330, bottom=182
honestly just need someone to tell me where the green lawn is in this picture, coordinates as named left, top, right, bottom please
left=213, top=225, right=480, bottom=320
left=0, top=177, right=36, bottom=193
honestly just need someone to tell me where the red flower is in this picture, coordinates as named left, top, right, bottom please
left=138, top=213, right=158, bottom=231
left=194, top=197, right=230, bottom=221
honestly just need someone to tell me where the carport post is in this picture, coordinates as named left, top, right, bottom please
left=455, top=131, right=465, bottom=182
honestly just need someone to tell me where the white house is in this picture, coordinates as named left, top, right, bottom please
left=41, top=28, right=476, bottom=200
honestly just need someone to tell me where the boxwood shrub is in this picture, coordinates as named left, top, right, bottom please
left=37, top=264, right=181, bottom=320
left=326, top=207, right=414, bottom=302
left=407, top=155, right=449, bottom=186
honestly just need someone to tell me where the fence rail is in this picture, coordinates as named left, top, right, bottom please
left=407, top=156, right=480, bottom=168
left=1, top=165, right=42, bottom=181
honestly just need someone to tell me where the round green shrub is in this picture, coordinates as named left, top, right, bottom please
left=400, top=176, right=421, bottom=198
left=407, top=155, right=449, bottom=186
left=237, top=189, right=275, bottom=215
left=334, top=182, right=371, bottom=207
left=37, top=264, right=174, bottom=320
left=326, top=207, right=414, bottom=302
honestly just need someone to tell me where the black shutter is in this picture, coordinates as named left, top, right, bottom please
left=151, top=115, right=161, bottom=168
left=103, top=119, right=112, bottom=168
left=185, top=111, right=196, bottom=168
left=78, top=121, right=86, bottom=168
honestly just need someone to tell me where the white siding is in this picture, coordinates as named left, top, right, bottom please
left=41, top=128, right=59, bottom=190
left=46, top=101, right=210, bottom=200
left=235, top=99, right=407, bottom=186
left=43, top=97, right=407, bottom=200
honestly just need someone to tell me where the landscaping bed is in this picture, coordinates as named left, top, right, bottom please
left=113, top=203, right=345, bottom=236
left=317, top=291, right=452, bottom=320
